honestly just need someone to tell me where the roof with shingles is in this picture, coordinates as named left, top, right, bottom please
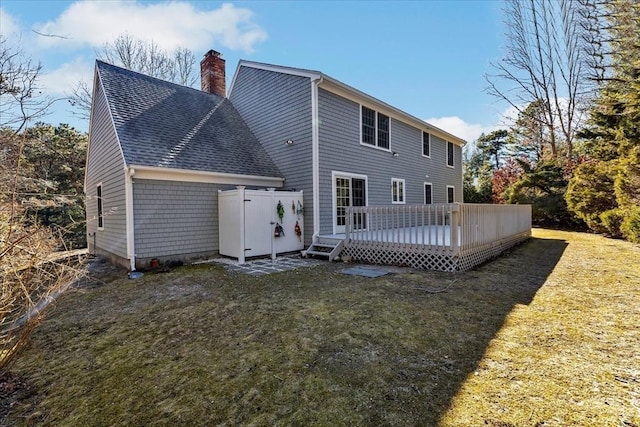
left=96, top=60, right=283, bottom=178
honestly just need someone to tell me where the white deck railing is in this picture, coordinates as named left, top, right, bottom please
left=457, top=203, right=532, bottom=252
left=345, top=203, right=532, bottom=256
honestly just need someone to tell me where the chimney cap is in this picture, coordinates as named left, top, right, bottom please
left=204, top=49, right=222, bottom=58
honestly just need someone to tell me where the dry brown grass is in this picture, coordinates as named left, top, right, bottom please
left=440, top=229, right=640, bottom=426
left=3, top=228, right=639, bottom=426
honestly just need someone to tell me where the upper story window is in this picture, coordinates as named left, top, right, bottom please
left=361, top=106, right=390, bottom=150
left=392, top=178, right=405, bottom=204
left=424, top=182, right=432, bottom=204
left=447, top=185, right=455, bottom=203
left=97, top=183, right=104, bottom=230
left=447, top=141, right=454, bottom=167
left=422, top=132, right=431, bottom=157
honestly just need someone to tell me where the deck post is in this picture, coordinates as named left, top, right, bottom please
left=450, top=203, right=460, bottom=255
left=345, top=206, right=351, bottom=245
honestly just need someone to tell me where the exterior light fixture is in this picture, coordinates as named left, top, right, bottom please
left=286, top=139, right=294, bottom=145
left=392, top=151, right=399, bottom=157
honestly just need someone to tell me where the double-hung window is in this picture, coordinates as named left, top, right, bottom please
left=447, top=141, right=454, bottom=167
left=422, top=132, right=431, bottom=157
left=424, top=183, right=433, bottom=204
left=392, top=178, right=405, bottom=204
left=96, top=183, right=104, bottom=230
left=447, top=185, right=455, bottom=203
left=361, top=106, right=390, bottom=150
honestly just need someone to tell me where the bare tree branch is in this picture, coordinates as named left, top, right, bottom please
left=67, top=33, right=198, bottom=120
left=31, top=30, right=69, bottom=40
left=0, top=36, right=58, bottom=134
left=485, top=0, right=596, bottom=159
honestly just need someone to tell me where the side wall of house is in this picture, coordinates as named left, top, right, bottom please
left=132, top=179, right=235, bottom=268
left=317, top=88, right=463, bottom=234
left=229, top=67, right=314, bottom=244
left=85, top=77, right=129, bottom=268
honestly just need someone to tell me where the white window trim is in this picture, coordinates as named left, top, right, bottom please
left=424, top=182, right=433, bottom=204
left=446, top=141, right=455, bottom=168
left=391, top=178, right=406, bottom=204
left=96, top=182, right=104, bottom=230
left=447, top=185, right=455, bottom=203
left=359, top=104, right=392, bottom=152
left=422, top=132, right=431, bottom=158
left=331, top=170, right=369, bottom=235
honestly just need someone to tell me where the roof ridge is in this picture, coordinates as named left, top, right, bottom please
left=95, top=59, right=221, bottom=100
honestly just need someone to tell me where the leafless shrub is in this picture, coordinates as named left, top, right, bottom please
left=0, top=133, right=85, bottom=373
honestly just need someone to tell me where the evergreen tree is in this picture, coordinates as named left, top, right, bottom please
left=3, top=123, right=88, bottom=248
left=566, top=0, right=640, bottom=241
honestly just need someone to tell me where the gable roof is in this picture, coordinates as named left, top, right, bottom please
left=95, top=60, right=282, bottom=178
left=229, top=60, right=466, bottom=146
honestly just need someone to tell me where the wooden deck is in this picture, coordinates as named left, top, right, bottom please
left=341, top=203, right=531, bottom=272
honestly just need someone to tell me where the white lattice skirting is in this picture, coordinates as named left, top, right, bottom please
left=343, top=232, right=531, bottom=272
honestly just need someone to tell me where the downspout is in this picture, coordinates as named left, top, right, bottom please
left=311, top=76, right=323, bottom=239
left=125, top=167, right=136, bottom=271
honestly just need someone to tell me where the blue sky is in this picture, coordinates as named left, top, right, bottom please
left=1, top=0, right=512, bottom=141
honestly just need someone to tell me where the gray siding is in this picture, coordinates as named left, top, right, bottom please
left=85, top=77, right=128, bottom=264
left=229, top=67, right=314, bottom=244
left=429, top=134, right=463, bottom=202
left=317, top=88, right=463, bottom=234
left=133, top=179, right=234, bottom=267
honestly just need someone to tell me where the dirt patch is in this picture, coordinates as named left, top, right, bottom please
left=0, top=372, right=42, bottom=426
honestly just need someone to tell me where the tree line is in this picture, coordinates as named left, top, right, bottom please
left=464, top=0, right=640, bottom=243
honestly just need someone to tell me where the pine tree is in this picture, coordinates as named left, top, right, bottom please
left=567, top=0, right=640, bottom=241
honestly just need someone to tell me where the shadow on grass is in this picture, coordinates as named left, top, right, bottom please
left=7, top=236, right=569, bottom=426
left=308, top=235, right=570, bottom=426
left=426, top=235, right=569, bottom=425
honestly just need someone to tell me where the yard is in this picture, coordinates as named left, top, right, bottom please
left=2, top=229, right=639, bottom=426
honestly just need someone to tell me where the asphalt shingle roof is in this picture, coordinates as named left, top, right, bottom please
left=96, top=60, right=282, bottom=178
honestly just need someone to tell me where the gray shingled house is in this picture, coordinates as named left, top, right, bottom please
left=85, top=50, right=465, bottom=270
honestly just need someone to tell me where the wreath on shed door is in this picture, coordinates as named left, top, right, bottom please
left=294, top=221, right=302, bottom=241
left=296, top=200, right=303, bottom=218
left=276, top=201, right=284, bottom=222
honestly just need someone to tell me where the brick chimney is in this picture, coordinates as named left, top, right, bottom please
left=200, top=50, right=226, bottom=97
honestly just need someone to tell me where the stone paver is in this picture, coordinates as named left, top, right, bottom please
left=208, top=255, right=325, bottom=275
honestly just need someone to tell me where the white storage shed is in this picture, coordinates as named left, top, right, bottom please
left=218, top=187, right=304, bottom=264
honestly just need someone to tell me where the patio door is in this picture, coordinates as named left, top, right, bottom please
left=333, top=173, right=367, bottom=234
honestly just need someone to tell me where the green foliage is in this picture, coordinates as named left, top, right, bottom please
left=620, top=206, right=640, bottom=243
left=507, top=160, right=576, bottom=226
left=565, top=1, right=640, bottom=241
left=614, top=147, right=640, bottom=209
left=1, top=123, right=88, bottom=248
left=463, top=150, right=493, bottom=203
left=509, top=99, right=549, bottom=162
left=477, top=130, right=509, bottom=170
left=463, top=130, right=511, bottom=204
left=566, top=160, right=618, bottom=233
left=599, top=209, right=624, bottom=238
left=463, top=178, right=492, bottom=204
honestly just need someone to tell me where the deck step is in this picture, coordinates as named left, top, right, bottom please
left=310, top=243, right=335, bottom=249
left=305, top=237, right=345, bottom=261
left=305, top=250, right=331, bottom=257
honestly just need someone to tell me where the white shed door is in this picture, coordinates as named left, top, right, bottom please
left=244, top=192, right=273, bottom=257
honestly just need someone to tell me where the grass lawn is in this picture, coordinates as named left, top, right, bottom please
left=3, top=228, right=639, bottom=426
